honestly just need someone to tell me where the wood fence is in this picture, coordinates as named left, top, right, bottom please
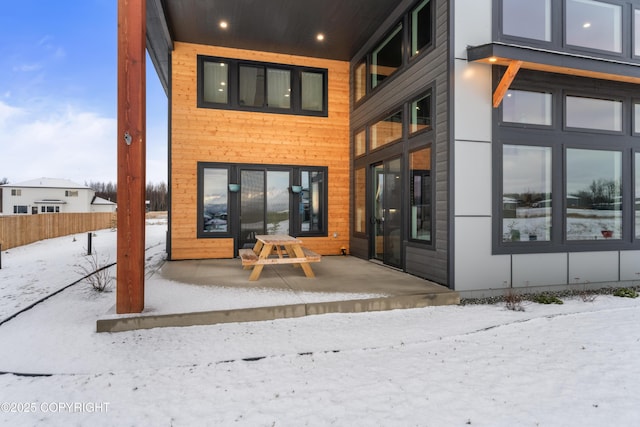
left=0, top=213, right=116, bottom=250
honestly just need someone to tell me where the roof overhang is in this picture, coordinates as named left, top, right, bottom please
left=467, top=43, right=640, bottom=107
left=145, top=0, right=403, bottom=95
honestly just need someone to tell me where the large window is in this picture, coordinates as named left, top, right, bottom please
left=495, top=71, right=640, bottom=253
left=198, top=163, right=328, bottom=239
left=354, top=0, right=436, bottom=102
left=201, top=168, right=229, bottom=234
left=199, top=56, right=327, bottom=117
left=410, top=147, right=432, bottom=242
left=566, top=148, right=622, bottom=240
left=502, top=145, right=552, bottom=242
left=502, top=0, right=551, bottom=41
left=566, top=0, right=622, bottom=53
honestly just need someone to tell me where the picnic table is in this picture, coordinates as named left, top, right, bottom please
left=238, top=234, right=321, bottom=281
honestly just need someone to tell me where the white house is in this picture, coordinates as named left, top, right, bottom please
left=0, top=178, right=116, bottom=215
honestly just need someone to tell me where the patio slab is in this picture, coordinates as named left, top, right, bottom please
left=96, top=256, right=459, bottom=332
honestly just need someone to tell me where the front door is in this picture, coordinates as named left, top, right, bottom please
left=372, top=157, right=402, bottom=268
left=239, top=169, right=291, bottom=248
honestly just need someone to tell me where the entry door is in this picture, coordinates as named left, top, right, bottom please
left=239, top=169, right=290, bottom=248
left=372, top=157, right=402, bottom=268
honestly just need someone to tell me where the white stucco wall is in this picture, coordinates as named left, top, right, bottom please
left=452, top=0, right=631, bottom=296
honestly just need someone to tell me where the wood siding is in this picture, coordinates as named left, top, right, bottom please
left=349, top=0, right=450, bottom=286
left=170, top=43, right=350, bottom=259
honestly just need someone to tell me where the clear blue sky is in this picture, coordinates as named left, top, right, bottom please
left=0, top=0, right=168, bottom=185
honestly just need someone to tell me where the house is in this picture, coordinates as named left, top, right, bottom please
left=141, top=0, right=640, bottom=299
left=0, top=178, right=116, bottom=215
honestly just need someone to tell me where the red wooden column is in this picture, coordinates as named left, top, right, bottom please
left=116, top=0, right=146, bottom=313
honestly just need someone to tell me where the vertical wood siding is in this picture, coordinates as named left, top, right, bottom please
left=170, top=43, right=350, bottom=259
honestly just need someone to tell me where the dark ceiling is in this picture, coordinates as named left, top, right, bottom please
left=164, top=0, right=400, bottom=61
left=147, top=0, right=402, bottom=94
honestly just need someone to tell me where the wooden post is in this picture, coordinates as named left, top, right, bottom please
left=116, top=0, right=146, bottom=313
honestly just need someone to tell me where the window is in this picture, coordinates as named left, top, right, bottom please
left=371, top=24, right=403, bottom=89
left=299, top=170, right=325, bottom=233
left=410, top=92, right=432, bottom=134
left=566, top=148, right=621, bottom=240
left=65, top=190, right=78, bottom=197
left=354, top=60, right=367, bottom=102
left=634, top=102, right=640, bottom=134
left=199, top=56, right=327, bottom=116
left=301, top=71, right=324, bottom=112
left=566, top=0, right=622, bottom=53
left=635, top=152, right=640, bottom=238
left=502, top=145, right=552, bottom=242
left=354, top=168, right=366, bottom=234
left=198, top=163, right=328, bottom=239
left=502, top=89, right=552, bottom=125
left=411, top=0, right=433, bottom=56
left=266, top=68, right=291, bottom=109
left=410, top=147, right=432, bottom=242
left=503, top=0, right=551, bottom=41
left=371, top=111, right=403, bottom=150
left=201, top=168, right=229, bottom=234
left=566, top=95, right=622, bottom=132
left=203, top=61, right=229, bottom=104
left=635, top=9, right=640, bottom=56
left=354, top=130, right=366, bottom=157
left=494, top=72, right=640, bottom=253
left=13, top=205, right=27, bottom=214
left=11, top=189, right=21, bottom=196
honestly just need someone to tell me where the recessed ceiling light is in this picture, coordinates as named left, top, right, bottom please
left=583, top=22, right=591, bottom=28
left=488, top=57, right=498, bottom=63
left=316, top=33, right=325, bottom=41
left=219, top=20, right=228, bottom=29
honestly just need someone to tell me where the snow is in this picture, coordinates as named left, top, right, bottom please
left=1, top=220, right=640, bottom=426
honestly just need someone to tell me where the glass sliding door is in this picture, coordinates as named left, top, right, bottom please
left=239, top=169, right=290, bottom=248
left=372, top=158, right=403, bottom=267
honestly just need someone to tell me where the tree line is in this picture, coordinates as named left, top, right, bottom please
left=86, top=180, right=168, bottom=212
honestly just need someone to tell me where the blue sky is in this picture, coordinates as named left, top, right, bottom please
left=0, top=0, right=168, bottom=185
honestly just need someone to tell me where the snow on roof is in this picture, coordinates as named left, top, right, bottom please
left=92, top=196, right=116, bottom=205
left=0, top=177, right=91, bottom=190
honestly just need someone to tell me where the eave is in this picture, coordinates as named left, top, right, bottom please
left=467, top=43, right=640, bottom=107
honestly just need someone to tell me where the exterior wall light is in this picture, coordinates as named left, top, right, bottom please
left=228, top=183, right=240, bottom=192
left=291, top=185, right=302, bottom=193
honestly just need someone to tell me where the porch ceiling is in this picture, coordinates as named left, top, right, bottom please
left=147, top=0, right=401, bottom=93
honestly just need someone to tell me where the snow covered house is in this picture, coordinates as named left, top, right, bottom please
left=0, top=178, right=116, bottom=215
left=136, top=0, right=640, bottom=301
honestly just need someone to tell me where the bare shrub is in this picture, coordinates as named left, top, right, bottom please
left=504, top=289, right=525, bottom=312
left=77, top=250, right=114, bottom=292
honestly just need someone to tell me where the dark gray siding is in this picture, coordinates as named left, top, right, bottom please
left=349, top=0, right=450, bottom=286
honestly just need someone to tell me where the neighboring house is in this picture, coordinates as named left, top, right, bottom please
left=0, top=178, right=116, bottom=215
left=144, top=0, right=640, bottom=297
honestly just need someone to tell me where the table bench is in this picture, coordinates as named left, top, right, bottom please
left=239, top=235, right=321, bottom=280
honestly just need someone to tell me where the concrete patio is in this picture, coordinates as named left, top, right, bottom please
left=96, top=255, right=459, bottom=332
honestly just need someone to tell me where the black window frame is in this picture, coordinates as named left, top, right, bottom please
left=197, top=162, right=329, bottom=240
left=495, top=0, right=634, bottom=62
left=197, top=56, right=328, bottom=117
left=352, top=0, right=436, bottom=105
left=493, top=68, right=640, bottom=254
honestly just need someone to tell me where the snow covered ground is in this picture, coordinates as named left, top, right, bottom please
left=1, top=220, right=640, bottom=426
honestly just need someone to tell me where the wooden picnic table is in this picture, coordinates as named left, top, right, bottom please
left=238, top=234, right=321, bottom=281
